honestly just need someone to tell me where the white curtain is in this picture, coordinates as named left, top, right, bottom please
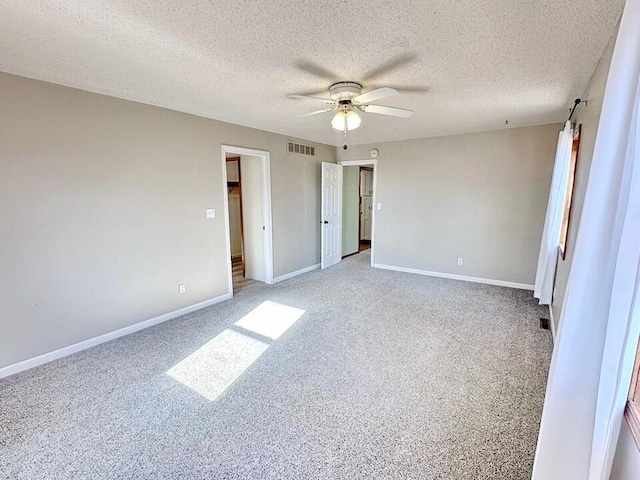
left=533, top=0, right=640, bottom=478
left=533, top=121, right=573, bottom=305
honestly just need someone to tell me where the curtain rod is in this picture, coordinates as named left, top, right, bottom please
left=567, top=98, right=586, bottom=122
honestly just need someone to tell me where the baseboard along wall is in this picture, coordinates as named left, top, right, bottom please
left=0, top=293, right=232, bottom=379
left=2, top=261, right=530, bottom=379
left=373, top=263, right=534, bottom=291
left=2, top=261, right=324, bottom=379
left=273, top=263, right=321, bottom=283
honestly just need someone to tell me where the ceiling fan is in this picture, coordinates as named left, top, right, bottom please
left=288, top=81, right=414, bottom=149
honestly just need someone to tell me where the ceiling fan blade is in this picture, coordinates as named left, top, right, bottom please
left=370, top=84, right=429, bottom=93
left=292, top=60, right=340, bottom=81
left=286, top=108, right=336, bottom=121
left=363, top=105, right=413, bottom=118
left=288, top=87, right=329, bottom=97
left=353, top=87, right=399, bottom=105
left=287, top=94, right=334, bottom=103
left=361, top=53, right=418, bottom=82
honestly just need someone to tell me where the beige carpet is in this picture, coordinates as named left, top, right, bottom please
left=0, top=251, right=552, bottom=479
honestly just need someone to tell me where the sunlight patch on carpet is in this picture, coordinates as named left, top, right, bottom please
left=235, top=300, right=305, bottom=340
left=166, top=329, right=269, bottom=401
left=166, top=301, right=305, bottom=401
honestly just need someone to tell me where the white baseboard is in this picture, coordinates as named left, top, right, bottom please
left=372, top=263, right=534, bottom=291
left=273, top=263, right=320, bottom=283
left=0, top=292, right=232, bottom=379
left=548, top=305, right=556, bottom=341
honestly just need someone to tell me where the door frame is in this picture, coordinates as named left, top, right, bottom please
left=221, top=145, right=274, bottom=295
left=338, top=159, right=377, bottom=267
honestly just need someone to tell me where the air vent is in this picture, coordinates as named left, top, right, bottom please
left=287, top=140, right=316, bottom=157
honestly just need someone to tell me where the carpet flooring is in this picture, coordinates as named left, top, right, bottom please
left=0, top=251, right=552, bottom=479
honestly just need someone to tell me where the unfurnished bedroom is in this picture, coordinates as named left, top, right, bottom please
left=1, top=1, right=639, bottom=479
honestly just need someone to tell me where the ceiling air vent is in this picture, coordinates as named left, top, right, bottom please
left=287, top=140, right=316, bottom=157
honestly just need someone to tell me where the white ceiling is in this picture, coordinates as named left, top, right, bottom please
left=0, top=0, right=623, bottom=146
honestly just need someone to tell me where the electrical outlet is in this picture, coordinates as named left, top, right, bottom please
left=457, top=258, right=463, bottom=266
left=206, top=208, right=216, bottom=219
left=179, top=284, right=186, bottom=295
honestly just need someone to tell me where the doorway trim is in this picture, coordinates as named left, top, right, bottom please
left=338, top=159, right=377, bottom=267
left=221, top=145, right=274, bottom=295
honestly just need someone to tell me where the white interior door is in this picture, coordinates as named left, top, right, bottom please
left=321, top=162, right=343, bottom=269
left=360, top=196, right=372, bottom=240
left=241, top=155, right=265, bottom=282
left=360, top=169, right=373, bottom=196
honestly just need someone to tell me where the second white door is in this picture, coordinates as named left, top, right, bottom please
left=360, top=196, right=372, bottom=241
left=321, top=162, right=343, bottom=269
left=241, top=155, right=266, bottom=282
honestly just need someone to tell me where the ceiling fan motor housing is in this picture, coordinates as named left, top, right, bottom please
left=329, top=82, right=362, bottom=102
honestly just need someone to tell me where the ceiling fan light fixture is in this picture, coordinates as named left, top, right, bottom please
left=331, top=109, right=361, bottom=131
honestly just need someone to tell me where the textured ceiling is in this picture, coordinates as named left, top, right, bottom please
left=0, top=0, right=624, bottom=146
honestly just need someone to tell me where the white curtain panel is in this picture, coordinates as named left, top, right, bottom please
left=533, top=0, right=640, bottom=478
left=533, top=120, right=573, bottom=305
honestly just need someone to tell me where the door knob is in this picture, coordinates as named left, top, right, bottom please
left=322, top=220, right=329, bottom=224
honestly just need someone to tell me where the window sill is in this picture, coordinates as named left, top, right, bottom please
left=624, top=401, right=640, bottom=451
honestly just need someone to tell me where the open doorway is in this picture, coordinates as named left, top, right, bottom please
left=222, top=146, right=273, bottom=294
left=358, top=167, right=374, bottom=252
left=339, top=159, right=377, bottom=265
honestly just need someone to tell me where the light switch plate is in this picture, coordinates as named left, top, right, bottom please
left=206, top=208, right=216, bottom=219
left=376, top=203, right=382, bottom=210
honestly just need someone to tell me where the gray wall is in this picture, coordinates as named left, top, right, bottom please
left=338, top=124, right=559, bottom=286
left=0, top=73, right=335, bottom=369
left=551, top=29, right=617, bottom=327
left=342, top=166, right=360, bottom=256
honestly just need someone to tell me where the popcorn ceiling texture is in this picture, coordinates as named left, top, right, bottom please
left=0, top=0, right=623, bottom=145
left=0, top=251, right=552, bottom=479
